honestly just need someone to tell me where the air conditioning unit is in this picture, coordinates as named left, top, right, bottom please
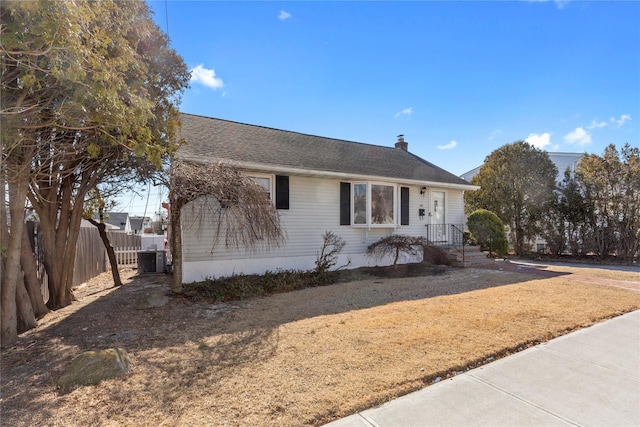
left=137, top=250, right=167, bottom=274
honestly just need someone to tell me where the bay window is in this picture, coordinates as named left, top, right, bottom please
left=352, top=182, right=396, bottom=227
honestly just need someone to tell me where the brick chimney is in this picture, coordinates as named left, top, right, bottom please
left=395, top=134, right=408, bottom=151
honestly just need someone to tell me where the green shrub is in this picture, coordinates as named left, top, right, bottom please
left=184, top=269, right=340, bottom=302
left=467, top=209, right=508, bottom=257
left=463, top=230, right=477, bottom=246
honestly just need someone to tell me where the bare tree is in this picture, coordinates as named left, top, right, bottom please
left=315, top=231, right=349, bottom=273
left=83, top=190, right=123, bottom=287
left=367, top=235, right=426, bottom=268
left=167, top=161, right=285, bottom=293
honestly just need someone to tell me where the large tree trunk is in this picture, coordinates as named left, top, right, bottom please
left=34, top=174, right=90, bottom=309
left=1, top=179, right=27, bottom=347
left=21, top=225, right=49, bottom=319
left=15, top=272, right=37, bottom=333
left=87, top=218, right=122, bottom=287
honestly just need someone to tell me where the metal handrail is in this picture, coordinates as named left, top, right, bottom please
left=425, top=223, right=466, bottom=265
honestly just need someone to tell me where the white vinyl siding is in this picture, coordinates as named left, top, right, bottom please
left=181, top=175, right=468, bottom=280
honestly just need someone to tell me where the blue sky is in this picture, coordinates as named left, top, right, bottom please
left=120, top=0, right=639, bottom=216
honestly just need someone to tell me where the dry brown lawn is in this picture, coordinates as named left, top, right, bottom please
left=2, top=261, right=639, bottom=426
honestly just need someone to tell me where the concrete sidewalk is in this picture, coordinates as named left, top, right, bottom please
left=325, top=310, right=640, bottom=427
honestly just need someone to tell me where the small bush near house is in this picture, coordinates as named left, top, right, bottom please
left=366, top=235, right=426, bottom=267
left=467, top=209, right=508, bottom=258
left=183, top=262, right=447, bottom=302
left=423, top=245, right=453, bottom=266
left=315, top=231, right=350, bottom=273
left=463, top=230, right=477, bottom=246
left=183, top=269, right=340, bottom=302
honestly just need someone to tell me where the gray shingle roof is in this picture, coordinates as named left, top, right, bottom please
left=102, top=212, right=129, bottom=230
left=177, top=113, right=474, bottom=187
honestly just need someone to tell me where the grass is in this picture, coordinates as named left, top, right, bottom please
left=1, top=263, right=638, bottom=426
left=183, top=263, right=447, bottom=302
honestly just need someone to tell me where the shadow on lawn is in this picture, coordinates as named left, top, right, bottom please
left=9, top=263, right=573, bottom=352
left=1, top=263, right=572, bottom=424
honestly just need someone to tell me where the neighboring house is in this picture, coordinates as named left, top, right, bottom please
left=80, top=219, right=120, bottom=230
left=98, top=212, right=132, bottom=233
left=176, top=113, right=479, bottom=282
left=460, top=152, right=584, bottom=184
left=129, top=216, right=152, bottom=234
left=461, top=152, right=585, bottom=253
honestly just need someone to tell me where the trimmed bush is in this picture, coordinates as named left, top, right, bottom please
left=467, top=209, right=508, bottom=257
left=184, top=269, right=340, bottom=302
left=366, top=235, right=426, bottom=267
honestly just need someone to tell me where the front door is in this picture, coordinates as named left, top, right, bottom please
left=432, top=191, right=446, bottom=242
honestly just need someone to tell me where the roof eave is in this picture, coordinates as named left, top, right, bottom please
left=176, top=156, right=480, bottom=191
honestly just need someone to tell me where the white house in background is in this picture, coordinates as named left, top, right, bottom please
left=93, top=212, right=132, bottom=233
left=460, top=152, right=584, bottom=184
left=175, top=113, right=479, bottom=282
left=129, top=216, right=152, bottom=234
left=80, top=219, right=120, bottom=230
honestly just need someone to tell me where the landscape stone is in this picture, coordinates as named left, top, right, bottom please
left=56, top=348, right=132, bottom=390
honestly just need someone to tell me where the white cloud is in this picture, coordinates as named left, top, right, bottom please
left=394, top=107, right=412, bottom=118
left=610, top=114, right=631, bottom=128
left=278, top=10, right=292, bottom=21
left=488, top=129, right=502, bottom=140
left=525, top=132, right=552, bottom=149
left=554, top=0, right=570, bottom=9
left=190, top=65, right=224, bottom=90
left=564, top=127, right=592, bottom=146
left=530, top=0, right=570, bottom=9
left=587, top=119, right=608, bottom=130
left=437, top=140, right=457, bottom=150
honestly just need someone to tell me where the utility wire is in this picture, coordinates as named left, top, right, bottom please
left=165, top=0, right=170, bottom=37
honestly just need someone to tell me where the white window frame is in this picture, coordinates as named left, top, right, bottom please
left=351, top=182, right=397, bottom=228
left=249, top=174, right=274, bottom=202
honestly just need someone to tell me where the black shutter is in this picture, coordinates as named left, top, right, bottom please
left=340, top=182, right=351, bottom=225
left=275, top=175, right=289, bottom=210
left=400, top=186, right=409, bottom=225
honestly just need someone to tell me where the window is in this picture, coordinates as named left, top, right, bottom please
left=351, top=182, right=396, bottom=227
left=249, top=175, right=289, bottom=210
left=353, top=183, right=367, bottom=224
left=371, top=184, right=394, bottom=224
left=251, top=176, right=272, bottom=200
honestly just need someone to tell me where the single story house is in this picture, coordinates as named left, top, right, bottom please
left=176, top=113, right=478, bottom=282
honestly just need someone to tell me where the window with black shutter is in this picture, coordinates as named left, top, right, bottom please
left=340, top=182, right=350, bottom=225
left=275, top=175, right=289, bottom=210
left=400, top=186, right=409, bottom=225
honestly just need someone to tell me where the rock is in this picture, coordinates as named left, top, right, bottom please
left=57, top=348, right=132, bottom=390
left=138, top=289, right=169, bottom=309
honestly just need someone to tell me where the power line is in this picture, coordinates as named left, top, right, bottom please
left=164, top=0, right=170, bottom=37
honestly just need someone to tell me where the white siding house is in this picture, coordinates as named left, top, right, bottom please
left=176, top=114, right=478, bottom=282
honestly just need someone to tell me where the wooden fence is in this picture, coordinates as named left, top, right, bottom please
left=74, top=226, right=108, bottom=287
left=28, top=222, right=142, bottom=302
left=105, top=232, right=142, bottom=267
